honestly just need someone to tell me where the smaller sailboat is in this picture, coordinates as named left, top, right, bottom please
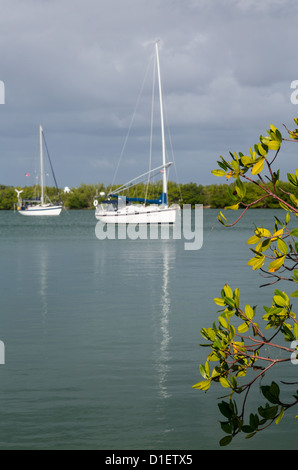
left=15, top=125, right=63, bottom=216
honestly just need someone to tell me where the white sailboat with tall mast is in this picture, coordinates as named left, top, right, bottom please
left=94, top=42, right=179, bottom=224
left=15, top=125, right=63, bottom=216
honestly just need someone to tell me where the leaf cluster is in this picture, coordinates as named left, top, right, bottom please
left=218, top=382, right=298, bottom=446
left=195, top=117, right=298, bottom=446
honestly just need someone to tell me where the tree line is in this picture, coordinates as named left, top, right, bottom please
left=1, top=180, right=298, bottom=210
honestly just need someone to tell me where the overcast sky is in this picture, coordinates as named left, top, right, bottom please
left=0, top=0, right=298, bottom=189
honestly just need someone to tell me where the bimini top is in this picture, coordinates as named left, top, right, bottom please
left=109, top=193, right=167, bottom=205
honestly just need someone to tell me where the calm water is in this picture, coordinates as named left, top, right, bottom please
left=0, top=209, right=296, bottom=450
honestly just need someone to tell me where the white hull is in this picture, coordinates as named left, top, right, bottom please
left=95, top=205, right=179, bottom=224
left=18, top=205, right=62, bottom=216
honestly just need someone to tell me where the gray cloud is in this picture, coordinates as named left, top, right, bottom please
left=0, top=0, right=297, bottom=188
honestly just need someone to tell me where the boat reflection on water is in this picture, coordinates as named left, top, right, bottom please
left=156, top=244, right=172, bottom=400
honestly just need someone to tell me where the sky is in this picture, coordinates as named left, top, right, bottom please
left=0, top=0, right=298, bottom=189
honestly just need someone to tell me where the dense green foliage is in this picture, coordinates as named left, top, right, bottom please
left=3, top=179, right=298, bottom=210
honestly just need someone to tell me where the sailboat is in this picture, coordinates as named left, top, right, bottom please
left=15, top=125, right=63, bottom=216
left=94, top=42, right=180, bottom=224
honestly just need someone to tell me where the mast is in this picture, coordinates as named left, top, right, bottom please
left=40, top=124, right=44, bottom=206
left=155, top=41, right=167, bottom=206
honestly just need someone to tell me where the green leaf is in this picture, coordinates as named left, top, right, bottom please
left=218, top=401, right=233, bottom=418
left=273, top=295, right=288, bottom=308
left=252, top=256, right=265, bottom=270
left=249, top=413, right=260, bottom=430
left=224, top=297, right=235, bottom=308
left=234, top=288, right=240, bottom=309
left=255, top=227, right=271, bottom=238
left=224, top=203, right=240, bottom=210
left=219, top=435, right=233, bottom=447
left=217, top=215, right=226, bottom=226
left=201, top=327, right=217, bottom=342
left=192, top=379, right=211, bottom=391
left=275, top=128, right=282, bottom=142
left=241, top=425, right=255, bottom=434
left=271, top=228, right=284, bottom=239
left=235, top=178, right=246, bottom=199
left=270, top=124, right=282, bottom=142
left=268, top=256, right=286, bottom=273
left=245, top=304, right=254, bottom=320
left=267, top=140, right=281, bottom=150
left=290, top=194, right=298, bottom=207
left=200, top=364, right=209, bottom=379
left=270, top=382, right=280, bottom=400
left=219, top=316, right=228, bottom=329
left=241, top=155, right=253, bottom=166
left=223, top=284, right=233, bottom=298
left=290, top=228, right=298, bottom=237
left=257, top=143, right=268, bottom=157
left=249, top=146, right=257, bottom=158
left=260, top=238, right=271, bottom=252
left=227, top=186, right=238, bottom=202
left=238, top=322, right=250, bottom=333
left=217, top=161, right=228, bottom=171
left=247, top=235, right=260, bottom=245
left=258, top=404, right=278, bottom=419
left=293, top=270, right=298, bottom=280
left=277, top=239, right=288, bottom=255
left=212, top=169, right=226, bottom=177
left=261, top=383, right=280, bottom=404
left=220, top=377, right=230, bottom=388
left=279, top=201, right=291, bottom=211
left=220, top=421, right=232, bottom=434
left=275, top=407, right=285, bottom=425
left=251, top=158, right=265, bottom=175
left=244, top=432, right=257, bottom=440
left=287, top=173, right=298, bottom=187
left=214, top=297, right=226, bottom=306
left=274, top=289, right=288, bottom=301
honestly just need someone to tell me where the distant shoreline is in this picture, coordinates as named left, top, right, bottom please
left=1, top=180, right=296, bottom=210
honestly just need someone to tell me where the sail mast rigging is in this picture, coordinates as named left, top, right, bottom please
left=155, top=41, right=167, bottom=204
